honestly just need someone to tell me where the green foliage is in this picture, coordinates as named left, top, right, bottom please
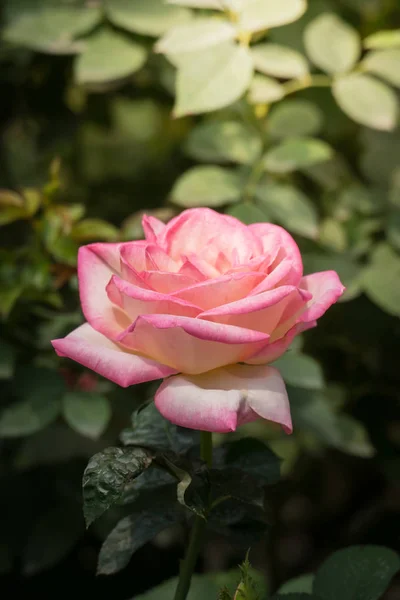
left=63, top=392, right=111, bottom=439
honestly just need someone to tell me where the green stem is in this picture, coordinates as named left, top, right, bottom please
left=174, top=431, right=213, bottom=600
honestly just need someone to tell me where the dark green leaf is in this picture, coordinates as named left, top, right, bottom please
left=278, top=574, right=314, bottom=594
left=83, top=447, right=153, bottom=526
left=122, top=466, right=176, bottom=505
left=0, top=339, right=16, bottom=379
left=210, top=468, right=265, bottom=510
left=314, top=545, right=400, bottom=600
left=160, top=454, right=210, bottom=517
left=271, top=595, right=319, bottom=600
left=267, top=100, right=323, bottom=139
left=289, top=387, right=341, bottom=447
left=121, top=402, right=198, bottom=454
left=63, top=392, right=111, bottom=439
left=263, top=138, right=333, bottom=174
left=97, top=505, right=181, bottom=575
left=220, top=437, right=281, bottom=484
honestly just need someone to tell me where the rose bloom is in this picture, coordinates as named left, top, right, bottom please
left=52, top=208, right=344, bottom=433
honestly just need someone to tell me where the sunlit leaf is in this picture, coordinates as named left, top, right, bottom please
left=362, top=243, right=400, bottom=316
left=155, top=18, right=236, bottom=54
left=239, top=0, right=307, bottom=33
left=247, top=74, right=284, bottom=104
left=364, top=29, right=400, bottom=50
left=362, top=49, right=400, bottom=88
left=251, top=43, right=309, bottom=78
left=107, top=0, right=191, bottom=37
left=171, top=166, right=242, bottom=207
left=74, top=28, right=147, bottom=85
left=174, top=42, right=253, bottom=116
left=70, top=219, right=119, bottom=242
left=333, top=73, right=398, bottom=131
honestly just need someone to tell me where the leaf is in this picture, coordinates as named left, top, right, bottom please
left=22, top=501, right=83, bottom=575
left=159, top=455, right=210, bottom=517
left=82, top=447, right=153, bottom=526
left=247, top=74, right=284, bottom=104
left=0, top=339, right=16, bottom=379
left=167, top=0, right=223, bottom=8
left=170, top=166, right=242, bottom=207
left=221, top=437, right=281, bottom=484
left=70, top=218, right=119, bottom=241
left=239, top=0, right=306, bottom=33
left=387, top=209, right=400, bottom=251
left=278, top=574, right=314, bottom=594
left=364, top=29, right=400, bottom=50
left=332, top=73, right=398, bottom=131
left=334, top=415, right=375, bottom=458
left=255, top=182, right=319, bottom=238
left=0, top=367, right=66, bottom=437
left=271, top=595, right=318, bottom=600
left=304, top=13, right=361, bottom=74
left=174, top=41, right=253, bottom=117
left=120, top=402, right=198, bottom=453
left=209, top=468, right=265, bottom=510
left=273, top=353, right=325, bottom=390
left=251, top=43, right=308, bottom=79
left=227, top=202, right=269, bottom=225
left=74, top=28, right=147, bottom=85
left=263, top=138, right=333, bottom=174
left=122, top=466, right=176, bottom=505
left=156, top=18, right=236, bottom=54
left=314, top=545, right=400, bottom=600
left=289, top=387, right=342, bottom=447
left=132, top=574, right=219, bottom=600
left=3, top=0, right=101, bottom=54
left=267, top=99, right=323, bottom=138
left=107, top=0, right=191, bottom=37
left=98, top=505, right=181, bottom=575
left=362, top=243, right=400, bottom=316
left=63, top=392, right=111, bottom=440
left=185, top=121, right=262, bottom=164
left=362, top=49, right=400, bottom=88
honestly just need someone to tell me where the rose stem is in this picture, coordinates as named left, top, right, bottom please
left=173, top=430, right=213, bottom=600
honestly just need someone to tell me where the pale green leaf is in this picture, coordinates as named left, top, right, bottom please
left=364, top=29, right=400, bottom=50
left=74, top=28, right=147, bottom=85
left=247, top=74, right=284, bottom=104
left=334, top=415, right=375, bottom=458
left=251, top=43, right=309, bottom=78
left=263, top=137, right=333, bottom=174
left=362, top=243, right=400, bottom=316
left=267, top=99, right=323, bottom=138
left=273, top=353, right=324, bottom=389
left=255, top=182, right=318, bottom=238
left=167, top=0, right=223, bottom=8
left=319, top=218, right=347, bottom=252
left=185, top=120, right=262, bottom=164
left=314, top=546, right=400, bottom=600
left=170, top=166, right=242, bottom=207
left=174, top=42, right=253, bottom=116
left=107, top=0, right=191, bottom=37
left=155, top=18, right=236, bottom=54
left=63, top=392, right=111, bottom=440
left=239, top=0, right=307, bottom=33
left=3, top=0, right=101, bottom=54
left=304, top=13, right=361, bottom=74
left=289, top=388, right=342, bottom=447
left=362, top=49, right=400, bottom=88
left=333, top=73, right=399, bottom=131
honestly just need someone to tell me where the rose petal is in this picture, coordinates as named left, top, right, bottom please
left=160, top=208, right=261, bottom=263
left=118, top=314, right=269, bottom=373
left=199, top=286, right=307, bottom=334
left=172, top=271, right=264, bottom=310
left=140, top=271, right=199, bottom=294
left=245, top=321, right=317, bottom=365
left=155, top=364, right=292, bottom=433
left=142, top=215, right=166, bottom=243
left=300, top=271, right=345, bottom=322
left=249, top=223, right=303, bottom=282
left=78, top=245, right=130, bottom=339
left=106, top=275, right=201, bottom=319
left=52, top=323, right=177, bottom=387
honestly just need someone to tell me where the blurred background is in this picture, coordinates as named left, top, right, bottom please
left=0, top=0, right=400, bottom=598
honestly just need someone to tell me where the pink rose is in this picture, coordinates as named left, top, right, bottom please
left=52, top=208, right=344, bottom=434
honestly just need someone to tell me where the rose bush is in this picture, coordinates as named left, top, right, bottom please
left=52, top=208, right=344, bottom=433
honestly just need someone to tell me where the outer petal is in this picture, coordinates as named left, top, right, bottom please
left=106, top=275, right=201, bottom=319
left=199, top=286, right=307, bottom=334
left=245, top=321, right=317, bottom=365
left=159, top=208, right=261, bottom=263
left=155, top=364, right=292, bottom=433
left=52, top=323, right=177, bottom=387
left=118, top=314, right=269, bottom=373
left=300, top=271, right=345, bottom=322
left=249, top=223, right=303, bottom=282
left=78, top=245, right=130, bottom=339
left=142, top=215, right=166, bottom=243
